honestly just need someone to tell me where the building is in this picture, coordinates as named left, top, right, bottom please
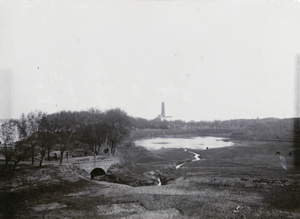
left=157, top=102, right=172, bottom=121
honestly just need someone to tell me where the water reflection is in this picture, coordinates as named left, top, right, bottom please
left=134, top=136, right=234, bottom=150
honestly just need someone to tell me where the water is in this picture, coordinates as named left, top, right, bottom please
left=134, top=136, right=234, bottom=150
left=157, top=178, right=161, bottom=186
left=189, top=151, right=200, bottom=161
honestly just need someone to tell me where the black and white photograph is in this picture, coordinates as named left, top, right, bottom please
left=1, top=0, right=300, bottom=218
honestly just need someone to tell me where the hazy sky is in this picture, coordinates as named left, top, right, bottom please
left=1, top=0, right=300, bottom=121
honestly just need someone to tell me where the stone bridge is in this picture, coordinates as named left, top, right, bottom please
left=72, top=156, right=119, bottom=179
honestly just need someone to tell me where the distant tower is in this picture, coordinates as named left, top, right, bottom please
left=161, top=102, right=165, bottom=118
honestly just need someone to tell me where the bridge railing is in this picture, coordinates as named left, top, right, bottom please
left=73, top=156, right=112, bottom=164
left=73, top=157, right=91, bottom=164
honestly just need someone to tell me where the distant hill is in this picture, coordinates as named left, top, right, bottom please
left=241, top=118, right=294, bottom=139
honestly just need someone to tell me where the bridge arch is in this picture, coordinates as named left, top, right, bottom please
left=90, top=168, right=106, bottom=179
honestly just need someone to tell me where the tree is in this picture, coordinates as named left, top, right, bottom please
left=75, top=110, right=107, bottom=157
left=35, top=132, right=56, bottom=167
left=0, top=119, right=19, bottom=171
left=105, top=109, right=131, bottom=156
left=131, top=117, right=152, bottom=129
left=77, top=123, right=98, bottom=157
left=17, top=111, right=45, bottom=164
left=95, top=122, right=108, bottom=153
left=48, top=111, right=76, bottom=164
left=12, top=140, right=30, bottom=171
left=36, top=115, right=57, bottom=166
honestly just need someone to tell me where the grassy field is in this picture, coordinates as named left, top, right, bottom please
left=1, top=138, right=300, bottom=218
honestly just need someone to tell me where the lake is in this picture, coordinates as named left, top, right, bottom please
left=134, top=136, right=234, bottom=150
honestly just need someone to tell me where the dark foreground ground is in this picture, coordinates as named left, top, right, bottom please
left=1, top=139, right=300, bottom=218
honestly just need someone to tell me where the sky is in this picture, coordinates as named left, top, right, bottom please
left=1, top=0, right=300, bottom=121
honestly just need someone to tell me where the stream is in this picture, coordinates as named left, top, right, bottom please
left=134, top=136, right=234, bottom=186
left=101, top=137, right=234, bottom=187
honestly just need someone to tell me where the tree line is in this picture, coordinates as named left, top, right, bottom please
left=1, top=110, right=296, bottom=172
left=0, top=108, right=131, bottom=171
left=130, top=117, right=295, bottom=139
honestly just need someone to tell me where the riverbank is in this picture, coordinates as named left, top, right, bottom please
left=1, top=139, right=300, bottom=218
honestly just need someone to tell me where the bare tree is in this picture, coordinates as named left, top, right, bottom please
left=48, top=111, right=76, bottom=164
left=0, top=120, right=19, bottom=171
left=17, top=111, right=45, bottom=164
left=35, top=132, right=56, bottom=167
left=105, top=109, right=131, bottom=156
left=12, top=140, right=30, bottom=171
left=75, top=110, right=106, bottom=157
